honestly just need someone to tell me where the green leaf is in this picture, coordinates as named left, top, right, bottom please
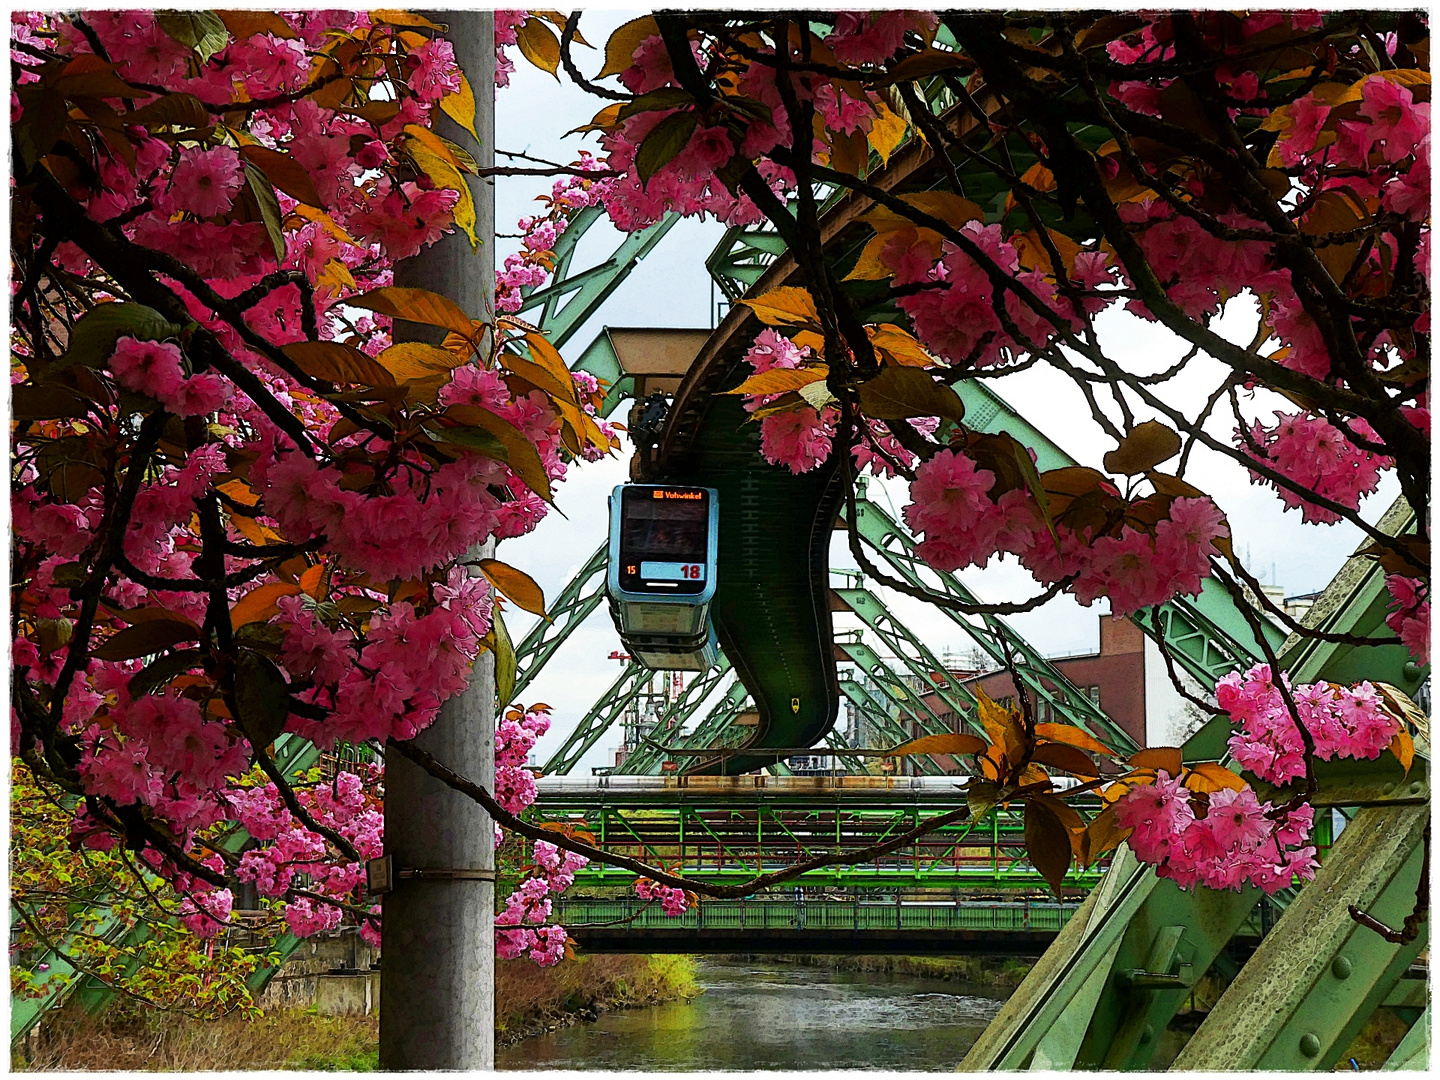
left=635, top=111, right=698, bottom=185
left=243, top=162, right=286, bottom=263
left=234, top=650, right=291, bottom=749
left=156, top=11, right=231, bottom=63
left=424, top=422, right=508, bottom=459
left=966, top=780, right=1001, bottom=820
left=617, top=87, right=696, bottom=122
left=492, top=605, right=517, bottom=710
left=53, top=303, right=183, bottom=374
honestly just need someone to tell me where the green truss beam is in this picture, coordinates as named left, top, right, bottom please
left=513, top=542, right=608, bottom=699
left=516, top=206, right=680, bottom=350
left=541, top=661, right=651, bottom=776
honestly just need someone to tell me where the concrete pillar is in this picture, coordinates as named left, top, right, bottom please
left=379, top=10, right=496, bottom=1071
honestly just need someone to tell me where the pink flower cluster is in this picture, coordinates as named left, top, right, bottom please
left=903, top=451, right=1230, bottom=616
left=1115, top=773, right=1318, bottom=894
left=496, top=153, right=614, bottom=314
left=494, top=11, right=528, bottom=89
left=1218, top=664, right=1400, bottom=786
left=1385, top=576, right=1429, bottom=663
left=495, top=839, right=590, bottom=966
left=110, top=336, right=233, bottom=418
left=1238, top=412, right=1391, bottom=525
left=635, top=878, right=691, bottom=917
left=893, top=222, right=1074, bottom=369
left=824, top=12, right=939, bottom=67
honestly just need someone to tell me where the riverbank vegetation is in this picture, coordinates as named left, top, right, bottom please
left=14, top=955, right=700, bottom=1070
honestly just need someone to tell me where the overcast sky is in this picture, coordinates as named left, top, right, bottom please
left=492, top=12, right=1401, bottom=773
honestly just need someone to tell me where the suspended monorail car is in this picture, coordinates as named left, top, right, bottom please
left=606, top=483, right=720, bottom=671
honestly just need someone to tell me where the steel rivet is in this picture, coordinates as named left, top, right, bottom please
left=1382, top=782, right=1396, bottom=795
left=1140, top=1023, right=1154, bottom=1044
left=1411, top=781, right=1424, bottom=795
left=1300, top=1033, right=1322, bottom=1057
left=1332, top=955, right=1352, bottom=979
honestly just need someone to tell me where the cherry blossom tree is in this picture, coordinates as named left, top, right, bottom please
left=10, top=8, right=1431, bottom=1002
left=502, top=9, right=1428, bottom=930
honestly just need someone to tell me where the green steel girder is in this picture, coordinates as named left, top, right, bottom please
left=526, top=797, right=1106, bottom=890
left=962, top=522, right=1429, bottom=1073
left=662, top=678, right=755, bottom=762
left=839, top=640, right=966, bottom=743
left=845, top=495, right=1143, bottom=755
left=516, top=206, right=680, bottom=350
left=513, top=542, right=608, bottom=699
left=542, top=661, right=651, bottom=776
left=618, top=656, right=738, bottom=774
left=1381, top=1005, right=1429, bottom=1070
left=815, top=726, right=867, bottom=774
left=1173, top=803, right=1429, bottom=1071
left=1277, top=498, right=1425, bottom=694
left=10, top=733, right=324, bottom=1044
left=838, top=678, right=944, bottom=776
left=836, top=587, right=986, bottom=736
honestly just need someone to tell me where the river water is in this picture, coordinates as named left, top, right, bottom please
left=497, top=958, right=1009, bottom=1071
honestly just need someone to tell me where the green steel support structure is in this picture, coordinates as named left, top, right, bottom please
left=960, top=507, right=1428, bottom=1072
left=515, top=206, right=680, bottom=351
left=512, top=542, right=608, bottom=700
left=540, top=661, right=653, bottom=776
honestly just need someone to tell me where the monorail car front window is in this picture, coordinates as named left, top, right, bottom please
left=617, top=487, right=710, bottom=594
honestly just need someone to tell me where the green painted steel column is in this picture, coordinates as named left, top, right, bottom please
left=1172, top=802, right=1430, bottom=1072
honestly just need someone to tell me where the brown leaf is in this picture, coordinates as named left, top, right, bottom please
left=599, top=15, right=661, bottom=78
left=858, top=365, right=965, bottom=423
left=1388, top=729, right=1416, bottom=777
left=723, top=366, right=828, bottom=397
left=1128, top=746, right=1183, bottom=776
left=350, top=287, right=475, bottom=338
left=1024, top=799, right=1074, bottom=894
left=863, top=192, right=984, bottom=236
left=1078, top=803, right=1132, bottom=868
left=478, top=558, right=547, bottom=618
left=516, top=17, right=561, bottom=77
left=216, top=10, right=299, bottom=40
left=867, top=324, right=935, bottom=367
left=1104, top=420, right=1182, bottom=475
left=298, top=563, right=327, bottom=601
left=1182, top=761, right=1247, bottom=793
left=888, top=733, right=988, bottom=758
left=230, top=582, right=302, bottom=630
left=1030, top=742, right=1100, bottom=777
left=440, top=405, right=553, bottom=503
left=238, top=144, right=324, bottom=209
left=875, top=48, right=975, bottom=85
left=1298, top=188, right=1369, bottom=282
left=92, top=618, right=199, bottom=661
left=282, top=341, right=396, bottom=388
left=740, top=286, right=822, bottom=328
left=1035, top=722, right=1115, bottom=758
left=376, top=342, right=466, bottom=382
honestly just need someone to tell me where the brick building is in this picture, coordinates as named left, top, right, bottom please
left=918, top=614, right=1203, bottom=754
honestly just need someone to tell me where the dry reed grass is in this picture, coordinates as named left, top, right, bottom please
left=13, top=954, right=700, bottom=1070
